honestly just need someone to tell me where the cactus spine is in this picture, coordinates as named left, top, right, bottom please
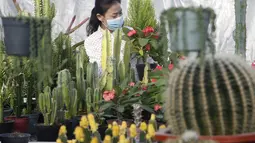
left=34, top=0, right=55, bottom=20
left=57, top=69, right=78, bottom=119
left=166, top=55, right=255, bottom=136
left=38, top=86, right=57, bottom=125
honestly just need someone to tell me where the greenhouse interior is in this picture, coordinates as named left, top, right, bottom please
left=0, top=0, right=255, bottom=143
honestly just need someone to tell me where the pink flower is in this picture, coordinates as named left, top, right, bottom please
left=145, top=44, right=151, bottom=51
left=154, top=104, right=162, bottom=111
left=127, top=30, right=137, bottom=37
left=153, top=33, right=159, bottom=39
left=155, top=65, right=162, bottom=71
left=103, top=89, right=115, bottom=101
left=142, top=86, right=147, bottom=91
left=168, top=64, right=174, bottom=70
left=129, top=82, right=135, bottom=87
left=122, top=89, right=128, bottom=94
left=151, top=78, right=157, bottom=83
left=136, top=93, right=141, bottom=97
left=252, top=61, right=255, bottom=69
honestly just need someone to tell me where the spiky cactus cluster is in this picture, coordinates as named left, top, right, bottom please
left=57, top=69, right=78, bottom=120
left=38, top=86, right=57, bottom=125
left=132, top=104, right=143, bottom=127
left=165, top=55, right=255, bottom=136
left=34, top=0, right=55, bottom=20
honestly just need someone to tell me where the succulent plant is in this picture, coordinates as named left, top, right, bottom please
left=132, top=104, right=143, bottom=127
left=165, top=55, right=255, bottom=136
left=34, top=0, right=55, bottom=20
left=38, top=86, right=57, bottom=125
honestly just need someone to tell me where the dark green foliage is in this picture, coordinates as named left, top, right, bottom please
left=166, top=55, right=255, bottom=136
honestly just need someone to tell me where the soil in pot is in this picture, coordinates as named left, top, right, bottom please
left=5, top=116, right=29, bottom=133
left=0, top=133, right=30, bottom=143
left=2, top=17, right=31, bottom=57
left=136, top=63, right=157, bottom=81
left=0, top=120, right=14, bottom=134
left=35, top=124, right=60, bottom=141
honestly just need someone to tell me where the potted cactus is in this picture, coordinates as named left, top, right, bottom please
left=155, top=6, right=255, bottom=143
left=35, top=86, right=59, bottom=141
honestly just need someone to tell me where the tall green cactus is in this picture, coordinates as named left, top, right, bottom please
left=234, top=0, right=247, bottom=58
left=165, top=55, right=255, bottom=136
left=38, top=86, right=57, bottom=125
left=57, top=69, right=78, bottom=119
left=34, top=0, right=55, bottom=20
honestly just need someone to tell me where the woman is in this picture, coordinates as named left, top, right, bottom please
left=85, top=0, right=126, bottom=75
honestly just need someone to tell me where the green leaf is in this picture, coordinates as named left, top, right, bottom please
left=99, top=102, right=114, bottom=111
left=140, top=104, right=154, bottom=113
left=139, top=49, right=144, bottom=56
left=149, top=40, right=158, bottom=49
left=122, top=97, right=140, bottom=106
left=122, top=35, right=130, bottom=41
left=116, top=105, right=125, bottom=113
left=138, top=38, right=149, bottom=47
left=122, top=27, right=131, bottom=35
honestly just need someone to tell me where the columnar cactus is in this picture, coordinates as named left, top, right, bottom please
left=57, top=69, right=78, bottom=119
left=165, top=55, right=255, bottom=135
left=34, top=0, right=55, bottom=20
left=38, top=86, right=57, bottom=125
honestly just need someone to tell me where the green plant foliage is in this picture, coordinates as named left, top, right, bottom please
left=125, top=0, right=157, bottom=29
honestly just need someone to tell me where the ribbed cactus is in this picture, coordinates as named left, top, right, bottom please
left=132, top=104, right=143, bottom=127
left=57, top=69, right=78, bottom=119
left=38, top=86, right=57, bottom=125
left=34, top=0, right=55, bottom=20
left=85, top=62, right=101, bottom=113
left=165, top=55, right=255, bottom=136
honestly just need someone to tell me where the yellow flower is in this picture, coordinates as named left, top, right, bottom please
left=119, top=135, right=126, bottom=143
left=139, top=122, right=147, bottom=131
left=112, top=121, right=118, bottom=126
left=67, top=139, right=77, bottom=143
left=129, top=124, right=137, bottom=138
left=91, top=137, right=99, bottom=143
left=87, top=113, right=95, bottom=123
left=56, top=138, right=63, bottom=143
left=159, top=125, right=166, bottom=129
left=119, top=126, right=126, bottom=136
left=74, top=126, right=85, bottom=142
left=108, top=124, right=112, bottom=129
left=59, top=125, right=67, bottom=135
left=87, top=114, right=98, bottom=132
left=112, top=124, right=119, bottom=137
left=148, top=124, right=155, bottom=137
left=121, top=121, right=127, bottom=129
left=146, top=134, right=151, bottom=140
left=150, top=114, right=156, bottom=121
left=80, top=116, right=89, bottom=128
left=103, top=135, right=112, bottom=143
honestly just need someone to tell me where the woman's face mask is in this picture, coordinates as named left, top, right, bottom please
left=106, top=16, right=124, bottom=31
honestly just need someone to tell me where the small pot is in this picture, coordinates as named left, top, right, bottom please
left=5, top=116, right=29, bottom=133
left=136, top=63, right=157, bottom=81
left=23, top=113, right=39, bottom=135
left=1, top=17, right=31, bottom=57
left=98, top=125, right=108, bottom=139
left=62, top=119, right=74, bottom=140
left=0, top=120, right=14, bottom=134
left=35, top=124, right=60, bottom=141
left=0, top=133, right=30, bottom=143
left=155, top=129, right=255, bottom=143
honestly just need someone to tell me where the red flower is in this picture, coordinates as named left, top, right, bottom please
left=252, top=61, right=255, bottom=69
left=154, top=104, right=162, bottom=111
left=155, top=65, right=162, bottom=71
left=127, top=30, right=137, bottom=37
left=136, top=93, right=141, bottom=97
left=153, top=33, right=159, bottom=39
left=129, top=82, right=135, bottom=87
left=142, top=86, right=147, bottom=91
left=142, top=26, right=155, bottom=36
left=145, top=44, right=151, bottom=51
left=103, top=89, right=115, bottom=101
left=151, top=78, right=157, bottom=83
left=168, top=64, right=174, bottom=70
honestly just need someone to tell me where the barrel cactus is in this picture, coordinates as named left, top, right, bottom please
left=165, top=55, right=255, bottom=136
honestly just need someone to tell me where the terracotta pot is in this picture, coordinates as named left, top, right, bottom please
left=155, top=129, right=255, bottom=143
left=5, top=116, right=29, bottom=133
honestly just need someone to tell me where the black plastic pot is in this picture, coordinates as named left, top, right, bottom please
left=0, top=120, right=14, bottom=134
left=0, top=133, right=30, bottom=143
left=136, top=63, right=157, bottom=81
left=63, top=119, right=74, bottom=140
left=1, top=17, right=31, bottom=57
left=98, top=125, right=108, bottom=139
left=24, top=113, right=39, bottom=135
left=35, top=124, right=60, bottom=141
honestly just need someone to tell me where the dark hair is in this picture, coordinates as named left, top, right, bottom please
left=86, top=0, right=121, bottom=36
